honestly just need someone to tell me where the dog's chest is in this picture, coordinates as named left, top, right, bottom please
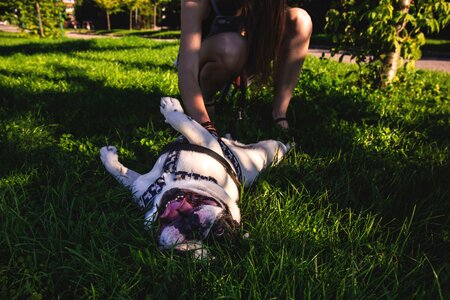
left=134, top=149, right=242, bottom=226
left=168, top=151, right=232, bottom=187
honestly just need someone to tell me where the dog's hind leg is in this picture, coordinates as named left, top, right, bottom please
left=160, top=97, right=222, bottom=154
left=224, top=139, right=289, bottom=184
left=100, top=146, right=141, bottom=188
left=253, top=140, right=290, bottom=167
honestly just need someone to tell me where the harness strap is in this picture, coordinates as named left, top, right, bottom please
left=169, top=134, right=243, bottom=187
left=209, top=0, right=222, bottom=16
left=138, top=149, right=219, bottom=209
left=138, top=138, right=242, bottom=210
left=216, top=138, right=243, bottom=183
left=162, top=142, right=241, bottom=190
left=138, top=149, right=176, bottom=209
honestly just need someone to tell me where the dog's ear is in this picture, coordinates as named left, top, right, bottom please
left=206, top=213, right=240, bottom=244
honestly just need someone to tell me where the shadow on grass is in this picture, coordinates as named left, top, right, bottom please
left=0, top=37, right=174, bottom=57
left=1, top=37, right=447, bottom=225
left=1, top=35, right=449, bottom=297
left=0, top=66, right=167, bottom=136
left=224, top=66, right=450, bottom=224
left=76, top=53, right=177, bottom=72
left=231, top=71, right=450, bottom=276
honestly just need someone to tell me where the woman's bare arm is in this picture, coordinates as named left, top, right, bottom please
left=178, top=0, right=210, bottom=124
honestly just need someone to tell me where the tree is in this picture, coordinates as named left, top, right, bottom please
left=35, top=0, right=44, bottom=37
left=123, top=0, right=149, bottom=30
left=94, top=0, right=122, bottom=30
left=151, top=0, right=169, bottom=29
left=326, top=0, right=450, bottom=87
left=1, top=0, right=65, bottom=37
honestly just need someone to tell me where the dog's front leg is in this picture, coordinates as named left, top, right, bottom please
left=100, top=146, right=141, bottom=188
left=160, top=97, right=222, bottom=154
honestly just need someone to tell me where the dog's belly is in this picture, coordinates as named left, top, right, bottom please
left=175, top=151, right=239, bottom=197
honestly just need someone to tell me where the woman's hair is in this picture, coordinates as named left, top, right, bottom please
left=243, top=0, right=287, bottom=83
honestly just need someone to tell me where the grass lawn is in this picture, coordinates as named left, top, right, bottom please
left=0, top=32, right=449, bottom=299
left=72, top=29, right=450, bottom=54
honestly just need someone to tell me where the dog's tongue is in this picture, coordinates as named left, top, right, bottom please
left=160, top=197, right=193, bottom=221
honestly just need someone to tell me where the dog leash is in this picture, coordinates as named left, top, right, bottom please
left=200, top=121, right=243, bottom=183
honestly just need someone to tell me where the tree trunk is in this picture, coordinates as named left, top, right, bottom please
left=153, top=4, right=157, bottom=30
left=382, top=50, right=401, bottom=86
left=135, top=8, right=138, bottom=30
left=129, top=9, right=133, bottom=31
left=381, top=0, right=411, bottom=86
left=35, top=0, right=44, bottom=37
left=107, top=11, right=111, bottom=31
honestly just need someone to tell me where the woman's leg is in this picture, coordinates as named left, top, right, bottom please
left=199, top=32, right=247, bottom=117
left=273, top=8, right=312, bottom=129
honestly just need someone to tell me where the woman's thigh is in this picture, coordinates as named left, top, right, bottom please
left=199, top=32, right=247, bottom=73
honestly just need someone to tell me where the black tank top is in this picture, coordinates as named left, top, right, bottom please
left=202, top=0, right=244, bottom=40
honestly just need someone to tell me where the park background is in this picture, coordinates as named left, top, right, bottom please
left=0, top=0, right=449, bottom=299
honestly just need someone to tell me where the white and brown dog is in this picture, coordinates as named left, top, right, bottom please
left=100, top=97, right=289, bottom=258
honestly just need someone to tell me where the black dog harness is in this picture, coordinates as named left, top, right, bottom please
left=137, top=137, right=242, bottom=210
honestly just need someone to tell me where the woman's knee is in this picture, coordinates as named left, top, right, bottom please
left=200, top=33, right=247, bottom=74
left=286, top=8, right=313, bottom=39
left=199, top=59, right=237, bottom=89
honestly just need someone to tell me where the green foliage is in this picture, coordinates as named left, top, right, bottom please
left=1, top=0, right=65, bottom=37
left=94, top=0, right=122, bottom=13
left=94, top=29, right=180, bottom=39
left=94, top=0, right=123, bottom=30
left=326, top=0, right=450, bottom=85
left=0, top=32, right=449, bottom=298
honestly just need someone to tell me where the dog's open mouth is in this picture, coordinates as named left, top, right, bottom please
left=155, top=188, right=239, bottom=253
left=158, top=188, right=223, bottom=223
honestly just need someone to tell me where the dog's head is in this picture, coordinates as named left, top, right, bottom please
left=154, top=188, right=239, bottom=256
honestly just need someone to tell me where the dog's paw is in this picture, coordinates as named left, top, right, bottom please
left=160, top=97, right=185, bottom=126
left=100, top=146, right=120, bottom=170
left=160, top=97, right=184, bottom=114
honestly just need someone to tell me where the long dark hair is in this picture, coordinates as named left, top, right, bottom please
left=243, top=0, right=287, bottom=83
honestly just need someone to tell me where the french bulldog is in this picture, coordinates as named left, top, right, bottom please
left=100, top=97, right=289, bottom=258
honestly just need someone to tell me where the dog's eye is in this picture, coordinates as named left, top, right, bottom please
left=213, top=226, right=224, bottom=237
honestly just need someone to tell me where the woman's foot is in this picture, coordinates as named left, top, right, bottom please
left=274, top=116, right=289, bottom=130
left=273, top=116, right=295, bottom=144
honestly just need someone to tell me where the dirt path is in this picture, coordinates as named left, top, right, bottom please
left=65, top=31, right=116, bottom=39
left=0, top=23, right=20, bottom=33
left=1, top=24, right=449, bottom=73
left=308, top=49, right=450, bottom=73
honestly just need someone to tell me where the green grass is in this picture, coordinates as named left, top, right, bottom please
left=88, top=28, right=181, bottom=39
left=422, top=39, right=450, bottom=54
left=68, top=29, right=450, bottom=53
left=0, top=31, right=449, bottom=298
